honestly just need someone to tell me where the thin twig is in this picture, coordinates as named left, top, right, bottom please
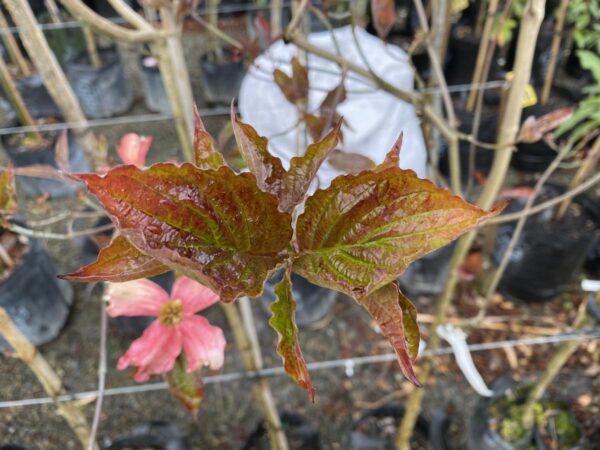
left=465, top=141, right=572, bottom=326
left=88, top=293, right=107, bottom=450
left=486, top=171, right=600, bottom=225
left=4, top=222, right=114, bottom=240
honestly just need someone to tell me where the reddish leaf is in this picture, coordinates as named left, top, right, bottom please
left=376, top=132, right=403, bottom=172
left=54, top=131, right=69, bottom=172
left=74, top=163, right=292, bottom=301
left=360, top=282, right=420, bottom=385
left=231, top=111, right=287, bottom=197
left=61, top=235, right=168, bottom=282
left=193, top=105, right=226, bottom=170
left=327, top=150, right=375, bottom=174
left=517, top=107, right=574, bottom=143
left=165, top=355, right=204, bottom=415
left=269, top=270, right=315, bottom=400
left=293, top=167, right=505, bottom=298
left=273, top=57, right=309, bottom=106
left=0, top=162, right=17, bottom=214
left=371, top=0, right=397, bottom=39
left=319, top=82, right=347, bottom=118
left=278, top=121, right=341, bottom=213
left=304, top=113, right=327, bottom=142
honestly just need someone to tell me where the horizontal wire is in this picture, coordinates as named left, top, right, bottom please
left=0, top=79, right=506, bottom=136
left=1, top=328, right=598, bottom=409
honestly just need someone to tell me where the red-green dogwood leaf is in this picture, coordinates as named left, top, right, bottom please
left=62, top=235, right=168, bottom=282
left=269, top=270, right=315, bottom=400
left=0, top=162, right=17, bottom=214
left=193, top=106, right=227, bottom=170
left=165, top=355, right=204, bottom=414
left=278, top=122, right=341, bottom=213
left=231, top=112, right=286, bottom=197
left=293, top=167, right=504, bottom=298
left=75, top=163, right=292, bottom=301
left=376, top=133, right=403, bottom=172
left=360, top=282, right=420, bottom=385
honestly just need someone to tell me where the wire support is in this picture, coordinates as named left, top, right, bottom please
left=1, top=328, right=598, bottom=409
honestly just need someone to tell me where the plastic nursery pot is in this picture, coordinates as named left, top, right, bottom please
left=513, top=104, right=560, bottom=174
left=0, top=129, right=90, bottom=198
left=240, top=411, right=321, bottom=450
left=445, top=26, right=502, bottom=86
left=140, top=56, right=171, bottom=114
left=0, top=225, right=73, bottom=351
left=584, top=241, right=600, bottom=278
left=260, top=270, right=338, bottom=328
left=494, top=184, right=600, bottom=303
left=80, top=216, right=175, bottom=336
left=105, top=421, right=188, bottom=450
left=468, top=378, right=583, bottom=450
left=200, top=49, right=246, bottom=106
left=0, top=73, right=61, bottom=120
left=439, top=107, right=497, bottom=186
left=65, top=47, right=133, bottom=119
left=399, top=242, right=456, bottom=298
left=343, top=404, right=435, bottom=450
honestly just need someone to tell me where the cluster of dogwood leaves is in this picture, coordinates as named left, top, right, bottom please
left=62, top=107, right=503, bottom=401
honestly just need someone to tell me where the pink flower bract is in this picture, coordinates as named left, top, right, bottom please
left=117, top=133, right=153, bottom=167
left=107, top=276, right=225, bottom=382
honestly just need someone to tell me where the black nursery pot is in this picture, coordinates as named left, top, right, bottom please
left=0, top=73, right=61, bottom=120
left=399, top=242, right=455, bottom=298
left=106, top=421, right=188, bottom=450
left=260, top=270, right=337, bottom=328
left=140, top=56, right=171, bottom=114
left=0, top=230, right=73, bottom=351
left=468, top=378, right=583, bottom=450
left=200, top=51, right=245, bottom=106
left=241, top=411, right=321, bottom=450
left=439, top=107, right=497, bottom=186
left=1, top=130, right=90, bottom=198
left=494, top=184, right=600, bottom=303
left=343, top=404, right=448, bottom=450
left=65, top=47, right=133, bottom=119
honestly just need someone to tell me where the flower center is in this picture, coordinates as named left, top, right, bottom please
left=158, top=299, right=183, bottom=326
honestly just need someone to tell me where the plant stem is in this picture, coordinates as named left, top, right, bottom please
left=487, top=171, right=600, bottom=225
left=206, top=0, right=224, bottom=64
left=0, top=9, right=31, bottom=77
left=88, top=296, right=107, bottom=450
left=0, top=307, right=99, bottom=450
left=395, top=1, right=546, bottom=448
left=221, top=302, right=289, bottom=450
left=82, top=25, right=102, bottom=69
left=59, top=0, right=158, bottom=43
left=270, top=0, right=282, bottom=39
left=540, top=0, right=569, bottom=105
left=470, top=141, right=571, bottom=325
left=152, top=9, right=194, bottom=162
left=0, top=242, right=14, bottom=269
left=466, top=0, right=499, bottom=112
left=555, top=135, right=600, bottom=220
left=4, top=0, right=102, bottom=169
left=0, top=54, right=42, bottom=141
left=521, top=301, right=587, bottom=430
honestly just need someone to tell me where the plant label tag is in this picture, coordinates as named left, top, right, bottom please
left=505, top=72, right=538, bottom=107
left=452, top=0, right=470, bottom=14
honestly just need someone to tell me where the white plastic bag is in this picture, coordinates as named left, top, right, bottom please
left=238, top=25, right=428, bottom=188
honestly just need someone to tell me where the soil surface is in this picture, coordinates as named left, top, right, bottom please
left=1, top=17, right=599, bottom=450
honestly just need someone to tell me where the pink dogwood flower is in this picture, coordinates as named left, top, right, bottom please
left=106, top=276, right=226, bottom=382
